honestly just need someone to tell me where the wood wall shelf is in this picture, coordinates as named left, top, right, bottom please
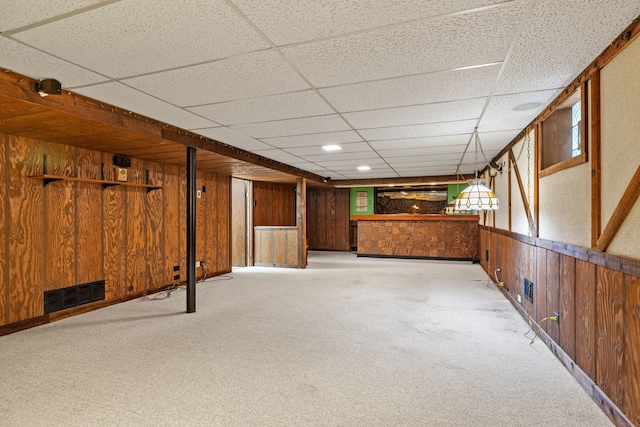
left=29, top=175, right=164, bottom=191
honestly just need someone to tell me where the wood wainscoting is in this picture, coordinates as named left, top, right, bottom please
left=254, top=226, right=299, bottom=267
left=479, top=226, right=640, bottom=427
left=354, top=214, right=480, bottom=260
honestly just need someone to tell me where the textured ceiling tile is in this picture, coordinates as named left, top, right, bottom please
left=250, top=149, right=305, bottom=164
left=479, top=89, right=559, bottom=133
left=495, top=0, right=640, bottom=94
left=12, top=0, right=270, bottom=78
left=260, top=131, right=363, bottom=148
left=187, top=90, right=334, bottom=125
left=123, top=50, right=310, bottom=107
left=315, top=157, right=386, bottom=168
left=75, top=82, right=219, bottom=130
left=379, top=146, right=467, bottom=158
left=298, top=150, right=379, bottom=163
left=387, top=155, right=461, bottom=167
left=0, top=36, right=108, bottom=87
left=474, top=129, right=523, bottom=153
left=359, top=120, right=477, bottom=141
left=234, top=0, right=506, bottom=45
left=195, top=127, right=273, bottom=152
left=320, top=66, right=500, bottom=112
left=281, top=3, right=526, bottom=87
left=370, top=135, right=471, bottom=150
left=231, top=115, right=351, bottom=138
left=343, top=98, right=485, bottom=129
left=284, top=142, right=372, bottom=156
left=0, top=0, right=104, bottom=32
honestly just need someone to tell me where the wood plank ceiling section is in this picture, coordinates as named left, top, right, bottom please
left=0, top=72, right=323, bottom=185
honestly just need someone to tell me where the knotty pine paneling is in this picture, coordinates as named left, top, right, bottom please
left=44, top=143, right=75, bottom=291
left=307, top=188, right=350, bottom=251
left=125, top=158, right=147, bottom=295
left=253, top=182, right=295, bottom=226
left=8, top=136, right=44, bottom=323
left=75, top=148, right=104, bottom=285
left=545, top=251, right=560, bottom=342
left=559, top=254, right=576, bottom=359
left=146, top=161, right=164, bottom=287
left=575, top=259, right=597, bottom=379
left=163, top=165, right=180, bottom=284
left=596, top=267, right=625, bottom=407
left=196, top=171, right=205, bottom=265
left=624, top=274, right=640, bottom=426
left=0, top=135, right=7, bottom=326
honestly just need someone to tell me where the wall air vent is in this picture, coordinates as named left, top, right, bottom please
left=44, top=280, right=105, bottom=314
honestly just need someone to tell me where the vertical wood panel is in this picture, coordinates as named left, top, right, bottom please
left=307, top=188, right=350, bottom=251
left=102, top=157, right=125, bottom=301
left=536, top=248, right=547, bottom=324
left=204, top=172, right=218, bottom=274
left=8, top=136, right=44, bottom=322
left=0, top=135, right=7, bottom=326
left=44, top=143, right=75, bottom=291
left=75, top=148, right=103, bottom=284
left=286, top=229, right=298, bottom=265
left=146, top=161, right=164, bottom=288
left=575, top=259, right=597, bottom=379
left=596, top=267, right=625, bottom=406
left=559, top=254, right=576, bottom=359
left=196, top=171, right=206, bottom=266
left=231, top=178, right=247, bottom=267
left=179, top=168, right=186, bottom=279
left=217, top=175, right=231, bottom=274
left=253, top=182, right=295, bottom=226
left=545, top=251, right=560, bottom=341
left=163, top=165, right=180, bottom=284
left=274, top=230, right=287, bottom=265
left=125, top=159, right=146, bottom=295
left=624, top=274, right=640, bottom=426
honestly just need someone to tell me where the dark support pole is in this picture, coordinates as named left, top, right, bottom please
left=186, top=147, right=196, bottom=313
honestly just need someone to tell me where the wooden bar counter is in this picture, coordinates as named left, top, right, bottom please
left=352, top=214, right=480, bottom=260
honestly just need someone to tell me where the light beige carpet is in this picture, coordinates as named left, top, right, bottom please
left=0, top=251, right=613, bottom=426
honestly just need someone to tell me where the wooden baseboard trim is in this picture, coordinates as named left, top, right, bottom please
left=480, top=263, right=635, bottom=427
left=0, top=315, right=50, bottom=337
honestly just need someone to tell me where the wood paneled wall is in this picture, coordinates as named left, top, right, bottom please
left=253, top=226, right=299, bottom=267
left=253, top=181, right=296, bottom=227
left=0, top=133, right=232, bottom=331
left=479, top=227, right=639, bottom=426
left=306, top=187, right=350, bottom=251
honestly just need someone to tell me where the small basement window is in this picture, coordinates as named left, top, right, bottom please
left=539, top=86, right=587, bottom=177
left=355, top=191, right=369, bottom=212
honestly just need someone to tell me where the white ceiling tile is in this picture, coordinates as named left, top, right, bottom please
left=343, top=98, right=485, bottom=129
left=196, top=127, right=273, bottom=151
left=0, top=36, right=108, bottom=87
left=231, top=115, right=351, bottom=138
left=320, top=66, right=500, bottom=112
left=479, top=89, right=559, bottom=133
left=475, top=129, right=523, bottom=153
left=386, top=154, right=461, bottom=166
left=315, top=157, right=387, bottom=168
left=359, top=120, right=477, bottom=141
left=187, top=90, right=334, bottom=125
left=260, top=131, right=363, bottom=148
left=284, top=142, right=372, bottom=156
left=234, top=0, right=506, bottom=46
left=495, top=0, right=640, bottom=95
left=75, top=82, right=219, bottom=130
left=12, top=0, right=270, bottom=78
left=369, top=135, right=471, bottom=150
left=381, top=147, right=467, bottom=158
left=341, top=170, right=399, bottom=179
left=0, top=0, right=105, bottom=32
left=251, top=149, right=305, bottom=164
left=123, top=50, right=309, bottom=107
left=281, top=3, right=526, bottom=87
left=299, top=150, right=379, bottom=163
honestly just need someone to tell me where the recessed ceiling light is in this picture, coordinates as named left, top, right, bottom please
left=513, top=102, right=542, bottom=111
left=357, top=166, right=371, bottom=171
left=322, top=144, right=342, bottom=151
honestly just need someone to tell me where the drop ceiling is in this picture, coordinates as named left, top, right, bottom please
left=1, top=0, right=639, bottom=182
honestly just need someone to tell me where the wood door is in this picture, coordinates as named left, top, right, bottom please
left=231, top=178, right=248, bottom=266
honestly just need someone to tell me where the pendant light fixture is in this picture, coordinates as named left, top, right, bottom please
left=454, top=128, right=499, bottom=211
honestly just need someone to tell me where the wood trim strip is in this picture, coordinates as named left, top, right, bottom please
left=350, top=214, right=479, bottom=222
left=596, top=165, right=640, bottom=252
left=591, top=73, right=602, bottom=248
left=508, top=151, right=512, bottom=231
left=534, top=124, right=540, bottom=237
left=538, top=152, right=587, bottom=179
left=509, top=148, right=536, bottom=236
left=479, top=225, right=640, bottom=278
left=296, top=178, right=307, bottom=268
